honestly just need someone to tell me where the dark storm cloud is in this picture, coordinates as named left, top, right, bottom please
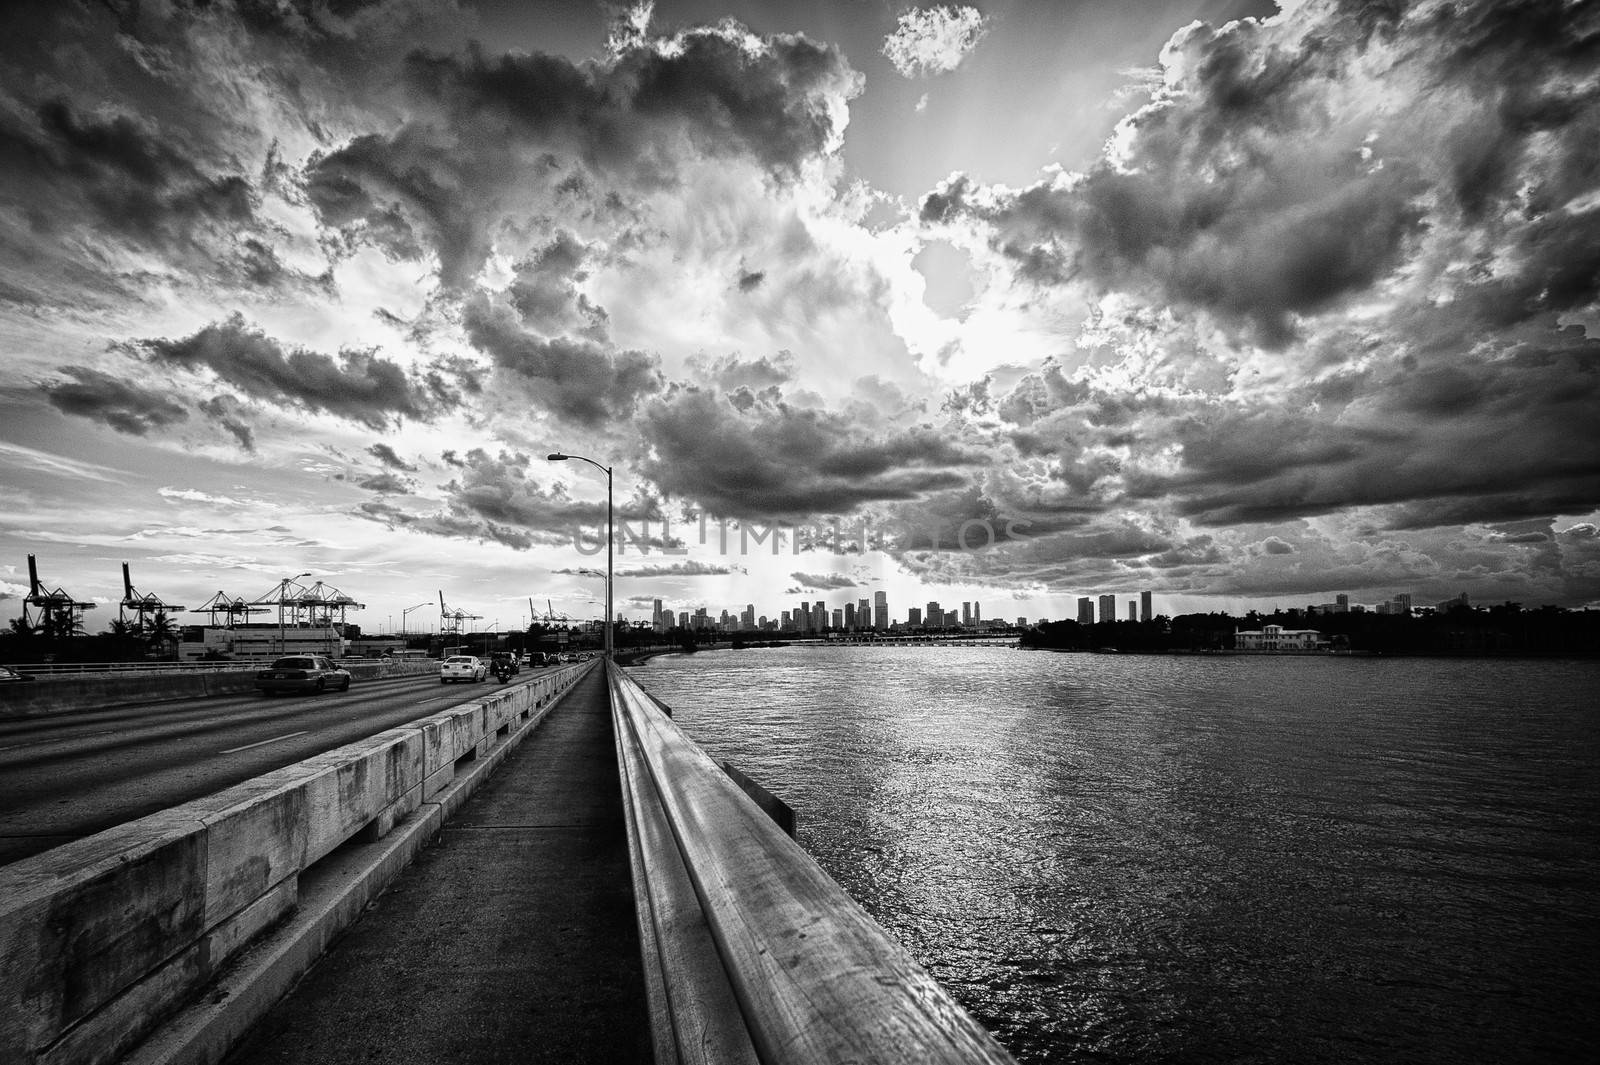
left=0, top=96, right=267, bottom=297
left=304, top=21, right=859, bottom=285
left=129, top=314, right=448, bottom=430
left=639, top=387, right=980, bottom=521
left=461, top=294, right=661, bottom=426
left=41, top=366, right=190, bottom=436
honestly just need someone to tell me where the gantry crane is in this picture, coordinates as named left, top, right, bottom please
left=21, top=554, right=96, bottom=637
left=438, top=590, right=483, bottom=639
left=194, top=591, right=270, bottom=627
left=251, top=576, right=365, bottom=632
left=536, top=597, right=572, bottom=624
left=119, top=562, right=186, bottom=633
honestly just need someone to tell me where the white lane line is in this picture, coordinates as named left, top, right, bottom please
left=220, top=730, right=308, bottom=755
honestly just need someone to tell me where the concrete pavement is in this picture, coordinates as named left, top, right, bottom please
left=219, top=666, right=652, bottom=1065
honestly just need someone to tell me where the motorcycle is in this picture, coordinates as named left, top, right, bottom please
left=492, top=661, right=513, bottom=683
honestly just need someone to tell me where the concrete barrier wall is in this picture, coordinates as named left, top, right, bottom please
left=607, top=662, right=1017, bottom=1065
left=0, top=661, right=594, bottom=1065
left=0, top=659, right=440, bottom=718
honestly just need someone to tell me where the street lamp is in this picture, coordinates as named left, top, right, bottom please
left=278, top=572, right=311, bottom=656
left=547, top=452, right=612, bottom=658
left=401, top=601, right=430, bottom=637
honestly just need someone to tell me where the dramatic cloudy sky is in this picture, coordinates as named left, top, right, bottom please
left=2, top=0, right=1597, bottom=634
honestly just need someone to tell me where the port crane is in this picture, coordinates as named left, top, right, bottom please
left=250, top=576, right=365, bottom=631
left=119, top=562, right=186, bottom=633
left=535, top=597, right=573, bottom=624
left=438, top=590, right=483, bottom=639
left=194, top=591, right=270, bottom=628
left=21, top=554, right=96, bottom=637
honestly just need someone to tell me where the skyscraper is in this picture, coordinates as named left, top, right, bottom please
left=1077, top=597, right=1094, bottom=624
left=652, top=598, right=664, bottom=631
left=873, top=590, right=888, bottom=630
left=962, top=602, right=971, bottom=626
left=1098, top=594, right=1116, bottom=623
left=1140, top=590, right=1152, bottom=622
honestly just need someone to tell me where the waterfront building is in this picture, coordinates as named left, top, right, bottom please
left=1077, top=597, right=1094, bottom=624
left=815, top=600, right=827, bottom=631
left=926, top=601, right=941, bottom=627
left=873, top=591, right=888, bottom=630
left=832, top=608, right=843, bottom=630
left=678, top=611, right=689, bottom=629
left=844, top=603, right=856, bottom=628
left=1336, top=593, right=1350, bottom=613
left=974, top=602, right=981, bottom=623
left=1140, top=590, right=1151, bottom=622
left=1234, top=624, right=1328, bottom=651
left=780, top=609, right=791, bottom=629
left=962, top=602, right=971, bottom=626
left=1127, top=600, right=1137, bottom=621
left=857, top=598, right=871, bottom=629
left=1098, top=594, right=1116, bottom=624
left=908, top=607, right=922, bottom=626
left=652, top=598, right=664, bottom=632
left=1017, top=617, right=1027, bottom=627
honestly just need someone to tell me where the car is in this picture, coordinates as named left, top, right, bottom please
left=255, top=655, right=351, bottom=695
left=489, top=652, right=520, bottom=676
left=440, top=655, right=488, bottom=683
left=1, top=665, right=35, bottom=683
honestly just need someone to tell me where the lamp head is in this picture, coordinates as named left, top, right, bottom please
left=546, top=453, right=568, bottom=461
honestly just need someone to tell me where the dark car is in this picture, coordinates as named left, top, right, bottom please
left=489, top=652, right=520, bottom=677
left=0, top=665, right=35, bottom=683
left=255, top=655, right=351, bottom=695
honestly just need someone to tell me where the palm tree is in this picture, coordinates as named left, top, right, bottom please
left=104, top=617, right=135, bottom=638
left=146, top=610, right=178, bottom=658
left=7, top=614, right=39, bottom=639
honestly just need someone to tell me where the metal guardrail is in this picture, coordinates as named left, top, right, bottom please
left=607, top=661, right=1016, bottom=1065
left=2, top=660, right=257, bottom=675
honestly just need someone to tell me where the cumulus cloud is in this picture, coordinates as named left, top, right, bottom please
left=882, top=6, right=991, bottom=78
left=461, top=294, right=662, bottom=426
left=305, top=20, right=862, bottom=287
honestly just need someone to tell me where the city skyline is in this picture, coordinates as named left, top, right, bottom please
left=3, top=1, right=1598, bottom=635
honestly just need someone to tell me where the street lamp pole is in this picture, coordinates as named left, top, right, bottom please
left=401, top=601, right=429, bottom=638
left=547, top=452, right=612, bottom=658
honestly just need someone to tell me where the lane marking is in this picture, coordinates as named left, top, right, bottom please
left=220, top=730, right=308, bottom=755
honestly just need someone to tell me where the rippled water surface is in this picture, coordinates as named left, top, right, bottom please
left=630, top=647, right=1599, bottom=1064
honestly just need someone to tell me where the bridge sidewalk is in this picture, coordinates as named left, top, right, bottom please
left=219, top=666, right=652, bottom=1065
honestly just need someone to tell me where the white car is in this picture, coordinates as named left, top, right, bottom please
left=439, top=655, right=488, bottom=683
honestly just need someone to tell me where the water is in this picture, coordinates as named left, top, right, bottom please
left=629, top=646, right=1600, bottom=1064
